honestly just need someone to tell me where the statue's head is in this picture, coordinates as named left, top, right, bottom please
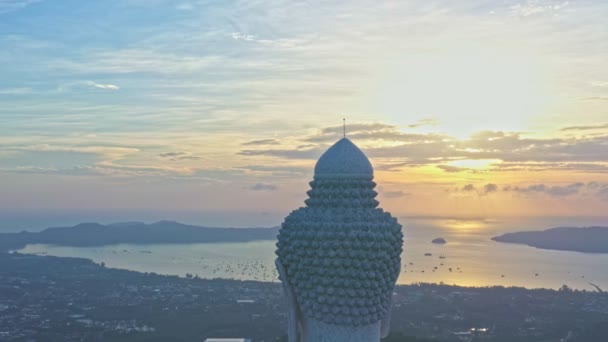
left=276, top=138, right=403, bottom=328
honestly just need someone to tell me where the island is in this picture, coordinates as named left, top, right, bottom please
left=431, top=238, right=447, bottom=244
left=0, top=221, right=279, bottom=252
left=491, top=226, right=608, bottom=253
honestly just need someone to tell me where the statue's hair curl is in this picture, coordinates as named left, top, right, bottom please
left=276, top=177, right=403, bottom=326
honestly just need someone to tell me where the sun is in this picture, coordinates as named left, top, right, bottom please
left=368, top=44, right=554, bottom=138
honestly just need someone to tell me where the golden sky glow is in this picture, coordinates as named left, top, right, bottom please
left=1, top=0, right=608, bottom=225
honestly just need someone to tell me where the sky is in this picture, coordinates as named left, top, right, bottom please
left=1, top=0, right=607, bottom=225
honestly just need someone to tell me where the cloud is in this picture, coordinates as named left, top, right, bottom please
left=484, top=183, right=498, bottom=194
left=231, top=32, right=256, bottom=42
left=520, top=181, right=608, bottom=200
left=578, top=96, right=608, bottom=102
left=239, top=164, right=309, bottom=176
left=247, top=183, right=278, bottom=191
left=560, top=123, right=608, bottom=131
left=587, top=182, right=608, bottom=201
left=159, top=152, right=186, bottom=158
left=306, top=122, right=449, bottom=144
left=238, top=146, right=324, bottom=159
left=0, top=87, right=32, bottom=95
left=449, top=181, right=608, bottom=199
left=3, top=163, right=185, bottom=178
left=317, top=122, right=396, bottom=141
left=85, top=81, right=119, bottom=90
left=242, top=139, right=280, bottom=146
left=547, top=183, right=584, bottom=196
left=158, top=151, right=200, bottom=161
left=462, top=184, right=476, bottom=192
left=238, top=123, right=608, bottom=174
left=229, top=32, right=303, bottom=48
left=408, top=118, right=438, bottom=128
left=598, top=187, right=608, bottom=201
left=8, top=165, right=100, bottom=176
left=451, top=183, right=498, bottom=195
left=491, top=162, right=608, bottom=173
left=436, top=165, right=467, bottom=173
left=0, top=144, right=204, bottom=178
left=0, top=0, right=42, bottom=14
left=590, top=81, right=608, bottom=87
left=55, top=49, right=221, bottom=74
left=504, top=182, right=585, bottom=197
left=56, top=80, right=121, bottom=92
left=374, top=162, right=413, bottom=172
left=509, top=1, right=569, bottom=17
left=381, top=190, right=412, bottom=198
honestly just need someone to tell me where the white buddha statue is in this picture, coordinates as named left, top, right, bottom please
left=276, top=137, right=404, bottom=342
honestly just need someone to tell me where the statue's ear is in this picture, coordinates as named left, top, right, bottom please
left=276, top=259, right=299, bottom=342
left=380, top=294, right=394, bottom=338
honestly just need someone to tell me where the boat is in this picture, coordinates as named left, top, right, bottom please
left=424, top=253, right=432, bottom=256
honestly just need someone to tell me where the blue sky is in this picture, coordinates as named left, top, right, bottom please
left=1, top=0, right=608, bottom=223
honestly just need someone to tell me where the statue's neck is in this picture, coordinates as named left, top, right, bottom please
left=300, top=317, right=381, bottom=342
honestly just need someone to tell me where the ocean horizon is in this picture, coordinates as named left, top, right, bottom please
left=11, top=214, right=608, bottom=291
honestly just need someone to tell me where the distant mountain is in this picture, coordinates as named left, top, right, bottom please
left=0, top=221, right=279, bottom=252
left=492, top=226, right=608, bottom=253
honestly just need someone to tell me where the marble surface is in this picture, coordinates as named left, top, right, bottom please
left=314, top=138, right=373, bottom=179
left=276, top=137, right=403, bottom=333
left=301, top=317, right=381, bottom=342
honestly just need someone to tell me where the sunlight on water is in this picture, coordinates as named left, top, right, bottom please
left=441, top=218, right=489, bottom=232
left=17, top=217, right=608, bottom=291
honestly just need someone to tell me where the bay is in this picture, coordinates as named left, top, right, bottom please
left=16, top=216, right=608, bottom=291
left=14, top=218, right=608, bottom=290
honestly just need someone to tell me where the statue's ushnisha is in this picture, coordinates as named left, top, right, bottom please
left=276, top=137, right=404, bottom=342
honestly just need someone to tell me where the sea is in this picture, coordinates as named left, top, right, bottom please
left=3, top=211, right=608, bottom=291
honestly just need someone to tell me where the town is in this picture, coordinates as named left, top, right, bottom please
left=1, top=252, right=606, bottom=341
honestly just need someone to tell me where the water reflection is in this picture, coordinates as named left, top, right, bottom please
left=17, top=217, right=608, bottom=291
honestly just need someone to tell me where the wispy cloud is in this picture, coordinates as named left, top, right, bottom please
left=408, top=118, right=438, bottom=128
left=240, top=124, right=608, bottom=173
left=436, top=165, right=468, bottom=173
left=578, top=96, right=608, bottom=102
left=238, top=146, right=323, bottom=159
left=484, top=183, right=498, bottom=194
left=54, top=49, right=221, bottom=74
left=504, top=182, right=586, bottom=197
left=238, top=164, right=309, bottom=176
left=462, top=184, right=476, bottom=192
left=560, top=123, right=608, bottom=131
left=158, top=151, right=200, bottom=161
left=0, top=0, right=42, bottom=14
left=381, top=190, right=412, bottom=198
left=0, top=87, right=32, bottom=95
left=449, top=181, right=608, bottom=201
left=1, top=0, right=608, bottom=215
left=509, top=1, right=569, bottom=17
left=242, top=139, right=280, bottom=146
left=450, top=183, right=498, bottom=195
left=85, top=81, right=119, bottom=90
left=246, top=183, right=278, bottom=191
left=231, top=32, right=256, bottom=42
left=307, top=122, right=447, bottom=144
left=56, top=80, right=120, bottom=92
left=590, top=81, right=608, bottom=87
